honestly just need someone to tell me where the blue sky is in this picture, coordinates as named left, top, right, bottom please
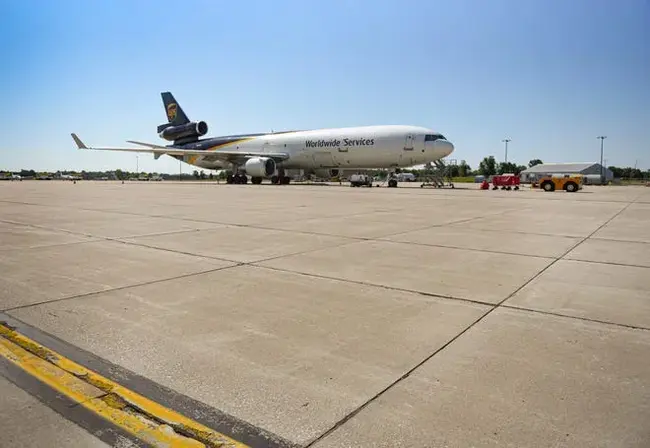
left=2, top=0, right=648, bottom=173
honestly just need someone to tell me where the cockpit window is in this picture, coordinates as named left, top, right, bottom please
left=425, top=134, right=446, bottom=141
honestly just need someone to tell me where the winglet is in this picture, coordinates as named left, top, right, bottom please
left=71, top=133, right=88, bottom=149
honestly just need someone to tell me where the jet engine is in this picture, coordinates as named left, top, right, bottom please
left=244, top=157, right=276, bottom=177
left=159, top=121, right=208, bottom=142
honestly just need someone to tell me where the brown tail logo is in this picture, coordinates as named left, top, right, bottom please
left=166, top=103, right=177, bottom=122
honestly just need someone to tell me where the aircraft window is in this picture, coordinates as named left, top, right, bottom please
left=425, top=134, right=446, bottom=141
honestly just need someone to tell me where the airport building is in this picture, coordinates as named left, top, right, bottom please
left=520, top=162, right=614, bottom=184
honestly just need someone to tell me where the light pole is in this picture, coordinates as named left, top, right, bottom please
left=502, top=139, right=511, bottom=163
left=597, top=136, right=607, bottom=184
left=136, top=155, right=139, bottom=175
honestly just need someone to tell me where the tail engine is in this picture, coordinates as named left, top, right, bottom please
left=158, top=121, right=208, bottom=142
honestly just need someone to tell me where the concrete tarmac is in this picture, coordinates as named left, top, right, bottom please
left=1, top=181, right=649, bottom=447
left=0, top=375, right=112, bottom=448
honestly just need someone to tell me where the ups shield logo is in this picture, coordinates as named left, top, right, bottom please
left=166, top=103, right=177, bottom=122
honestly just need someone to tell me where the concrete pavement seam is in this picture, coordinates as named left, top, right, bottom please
left=559, top=257, right=650, bottom=269
left=251, top=264, right=496, bottom=308
left=0, top=217, right=224, bottom=241
left=0, top=238, right=102, bottom=252
left=2, top=264, right=242, bottom=313
left=500, top=305, right=650, bottom=331
left=304, top=198, right=636, bottom=447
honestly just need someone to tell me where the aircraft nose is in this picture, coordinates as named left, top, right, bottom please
left=435, top=139, right=455, bottom=157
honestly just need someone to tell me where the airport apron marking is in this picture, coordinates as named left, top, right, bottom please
left=0, top=323, right=248, bottom=448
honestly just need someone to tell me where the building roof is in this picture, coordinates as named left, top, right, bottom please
left=522, top=162, right=599, bottom=173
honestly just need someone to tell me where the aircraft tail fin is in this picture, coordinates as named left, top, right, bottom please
left=160, top=92, right=190, bottom=131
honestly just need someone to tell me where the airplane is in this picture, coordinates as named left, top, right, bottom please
left=56, top=172, right=81, bottom=181
left=71, top=92, right=455, bottom=186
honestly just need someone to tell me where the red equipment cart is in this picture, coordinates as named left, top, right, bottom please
left=490, top=174, right=520, bottom=190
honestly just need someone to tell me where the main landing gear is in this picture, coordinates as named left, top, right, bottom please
left=225, top=170, right=291, bottom=185
left=270, top=175, right=291, bottom=185
left=271, top=168, right=291, bottom=185
left=226, top=173, right=248, bottom=184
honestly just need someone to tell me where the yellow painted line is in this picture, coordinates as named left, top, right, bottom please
left=0, top=324, right=248, bottom=448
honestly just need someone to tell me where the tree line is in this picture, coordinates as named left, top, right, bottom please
left=398, top=158, right=544, bottom=178
left=440, top=158, right=648, bottom=179
left=607, top=166, right=646, bottom=180
left=0, top=169, right=202, bottom=181
left=3, top=158, right=648, bottom=181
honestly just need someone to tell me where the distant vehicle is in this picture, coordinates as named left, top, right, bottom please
left=150, top=175, right=163, bottom=181
left=396, top=172, right=416, bottom=182
left=71, top=91, right=454, bottom=186
left=349, top=173, right=373, bottom=187
left=535, top=174, right=583, bottom=192
left=11, top=174, right=22, bottom=181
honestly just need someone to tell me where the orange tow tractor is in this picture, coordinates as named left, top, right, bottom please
left=533, top=174, right=584, bottom=192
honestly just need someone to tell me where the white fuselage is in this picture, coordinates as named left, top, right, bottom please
left=186, top=125, right=454, bottom=172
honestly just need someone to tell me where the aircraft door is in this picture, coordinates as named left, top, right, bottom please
left=404, top=134, right=414, bottom=150
left=401, top=134, right=415, bottom=165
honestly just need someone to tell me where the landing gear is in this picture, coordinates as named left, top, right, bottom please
left=270, top=175, right=291, bottom=185
left=226, top=173, right=248, bottom=184
left=271, top=168, right=291, bottom=185
left=225, top=167, right=289, bottom=186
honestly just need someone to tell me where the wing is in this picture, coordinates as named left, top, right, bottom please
left=71, top=133, right=290, bottom=163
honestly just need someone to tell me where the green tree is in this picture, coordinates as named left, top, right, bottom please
left=458, top=160, right=471, bottom=177
left=498, top=162, right=527, bottom=175
left=608, top=166, right=623, bottom=178
left=528, top=159, right=543, bottom=168
left=610, top=166, right=643, bottom=179
left=479, top=156, right=497, bottom=176
left=193, top=170, right=200, bottom=179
